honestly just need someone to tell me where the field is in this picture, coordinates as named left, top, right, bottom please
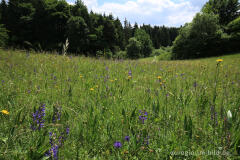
left=0, top=49, right=240, bottom=160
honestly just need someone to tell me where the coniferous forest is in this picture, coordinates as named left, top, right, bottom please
left=0, top=0, right=240, bottom=59
left=0, top=0, right=178, bottom=58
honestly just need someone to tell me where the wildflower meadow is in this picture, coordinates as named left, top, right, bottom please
left=0, top=49, right=240, bottom=159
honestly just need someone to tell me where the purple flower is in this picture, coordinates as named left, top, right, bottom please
left=193, top=81, right=197, bottom=88
left=210, top=106, right=218, bottom=126
left=128, top=70, right=132, bottom=76
left=139, top=110, right=148, bottom=124
left=31, top=104, right=46, bottom=130
left=124, top=136, right=130, bottom=142
left=66, top=127, right=70, bottom=135
left=144, top=136, right=150, bottom=145
left=139, top=116, right=147, bottom=124
left=46, top=132, right=59, bottom=160
left=52, top=106, right=62, bottom=123
left=114, top=141, right=122, bottom=148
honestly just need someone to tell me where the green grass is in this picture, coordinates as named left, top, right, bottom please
left=0, top=49, right=240, bottom=159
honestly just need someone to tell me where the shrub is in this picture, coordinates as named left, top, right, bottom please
left=126, top=37, right=142, bottom=59
left=0, top=24, right=8, bottom=47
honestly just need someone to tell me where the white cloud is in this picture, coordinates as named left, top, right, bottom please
left=69, top=0, right=207, bottom=27
left=84, top=0, right=98, bottom=8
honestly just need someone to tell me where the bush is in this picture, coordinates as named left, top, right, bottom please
left=134, top=29, right=153, bottom=57
left=96, top=50, right=103, bottom=58
left=152, top=46, right=172, bottom=57
left=113, top=50, right=127, bottom=59
left=157, top=51, right=172, bottom=60
left=126, top=37, right=142, bottom=59
left=172, top=13, right=222, bottom=59
left=104, top=49, right=112, bottom=59
left=227, top=16, right=240, bottom=33
left=0, top=24, right=8, bottom=47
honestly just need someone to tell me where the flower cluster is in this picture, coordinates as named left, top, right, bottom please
left=52, top=106, right=62, bottom=123
left=139, top=110, right=148, bottom=124
left=114, top=141, right=122, bottom=148
left=128, top=70, right=132, bottom=79
left=31, top=104, right=46, bottom=130
left=46, top=127, right=70, bottom=160
left=113, top=136, right=130, bottom=149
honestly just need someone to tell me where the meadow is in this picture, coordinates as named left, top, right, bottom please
left=0, top=49, right=240, bottom=160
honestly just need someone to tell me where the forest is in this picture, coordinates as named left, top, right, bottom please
left=0, top=0, right=240, bottom=59
left=0, top=0, right=178, bottom=59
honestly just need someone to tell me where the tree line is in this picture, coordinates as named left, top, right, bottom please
left=0, top=0, right=178, bottom=58
left=172, top=0, right=240, bottom=59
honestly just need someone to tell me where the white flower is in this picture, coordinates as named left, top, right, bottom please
left=227, top=110, right=232, bottom=120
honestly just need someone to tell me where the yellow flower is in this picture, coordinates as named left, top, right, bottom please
left=216, top=59, right=223, bottom=62
left=90, top=88, right=94, bottom=91
left=80, top=75, right=83, bottom=78
left=110, top=80, right=114, bottom=82
left=1, top=110, right=9, bottom=115
left=128, top=76, right=132, bottom=79
left=157, top=76, right=162, bottom=79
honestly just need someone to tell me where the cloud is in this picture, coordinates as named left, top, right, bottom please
left=68, top=0, right=208, bottom=27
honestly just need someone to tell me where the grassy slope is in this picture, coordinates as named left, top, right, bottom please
left=0, top=49, right=240, bottom=159
left=139, top=52, right=240, bottom=62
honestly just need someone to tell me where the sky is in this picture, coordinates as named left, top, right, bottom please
left=67, top=0, right=209, bottom=27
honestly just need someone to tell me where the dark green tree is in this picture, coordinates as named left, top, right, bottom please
left=134, top=29, right=153, bottom=57
left=173, top=13, right=222, bottom=59
left=0, top=24, right=8, bottom=47
left=202, top=0, right=239, bottom=25
left=67, top=16, right=89, bottom=54
left=126, top=37, right=142, bottom=59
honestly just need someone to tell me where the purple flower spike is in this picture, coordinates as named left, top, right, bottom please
left=114, top=141, right=122, bottom=148
left=139, top=116, right=147, bottom=124
left=128, top=70, right=132, bottom=76
left=193, top=81, right=197, bottom=88
left=66, top=127, right=70, bottom=135
left=124, top=136, right=130, bottom=142
left=31, top=104, right=46, bottom=130
left=139, top=110, right=148, bottom=124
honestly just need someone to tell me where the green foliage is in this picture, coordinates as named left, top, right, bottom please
left=157, top=51, right=172, bottom=61
left=67, top=16, right=89, bottom=53
left=227, top=16, right=240, bottom=33
left=126, top=37, right=142, bottom=59
left=0, top=24, right=8, bottom=47
left=0, top=0, right=179, bottom=58
left=172, top=13, right=223, bottom=59
left=134, top=29, right=153, bottom=57
left=113, top=50, right=127, bottom=59
left=184, top=115, right=193, bottom=139
left=202, top=0, right=239, bottom=25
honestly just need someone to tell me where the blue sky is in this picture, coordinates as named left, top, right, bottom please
left=67, top=0, right=209, bottom=27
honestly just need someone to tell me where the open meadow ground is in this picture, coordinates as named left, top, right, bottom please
left=0, top=49, right=240, bottom=159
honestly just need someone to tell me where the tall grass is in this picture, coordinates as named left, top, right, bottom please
left=0, top=49, right=240, bottom=159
